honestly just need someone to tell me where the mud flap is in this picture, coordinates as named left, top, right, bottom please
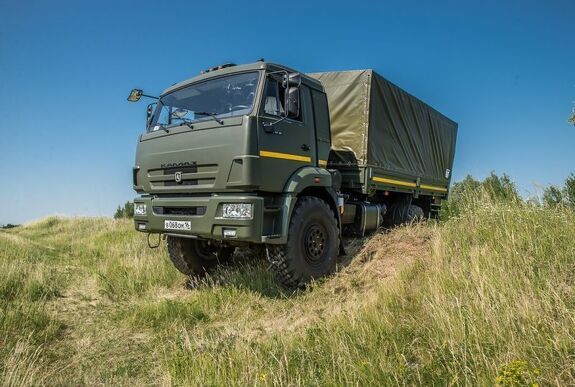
left=339, top=238, right=346, bottom=256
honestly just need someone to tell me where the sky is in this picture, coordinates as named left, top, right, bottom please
left=0, top=0, right=574, bottom=225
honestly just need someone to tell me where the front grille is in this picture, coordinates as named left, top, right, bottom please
left=162, top=165, right=197, bottom=174
left=153, top=206, right=206, bottom=216
left=147, top=163, right=218, bottom=189
left=164, top=180, right=198, bottom=187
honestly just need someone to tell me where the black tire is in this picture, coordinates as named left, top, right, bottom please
left=386, top=197, right=424, bottom=226
left=406, top=204, right=424, bottom=222
left=267, top=196, right=339, bottom=289
left=166, top=237, right=234, bottom=276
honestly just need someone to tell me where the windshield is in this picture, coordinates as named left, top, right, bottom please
left=149, top=71, right=260, bottom=131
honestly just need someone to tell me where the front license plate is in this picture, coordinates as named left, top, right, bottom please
left=164, top=220, right=191, bottom=231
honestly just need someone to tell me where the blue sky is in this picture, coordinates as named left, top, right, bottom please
left=0, top=0, right=574, bottom=224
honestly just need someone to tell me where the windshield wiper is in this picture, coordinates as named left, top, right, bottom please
left=194, top=111, right=224, bottom=125
left=171, top=118, right=194, bottom=129
left=153, top=124, right=170, bottom=133
left=154, top=120, right=193, bottom=132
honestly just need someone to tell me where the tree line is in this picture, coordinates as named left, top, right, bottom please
left=114, top=201, right=134, bottom=219
left=441, top=171, right=575, bottom=220
left=0, top=223, right=19, bottom=229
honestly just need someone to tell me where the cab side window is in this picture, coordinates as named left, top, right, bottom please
left=263, top=79, right=303, bottom=122
left=263, top=79, right=285, bottom=116
left=311, top=90, right=331, bottom=143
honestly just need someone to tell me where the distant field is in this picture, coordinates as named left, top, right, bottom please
left=1, top=194, right=574, bottom=385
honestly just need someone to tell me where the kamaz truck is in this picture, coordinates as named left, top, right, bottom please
left=128, top=61, right=457, bottom=288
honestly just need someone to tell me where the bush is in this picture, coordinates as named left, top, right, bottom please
left=542, top=173, right=575, bottom=209
left=0, top=224, right=19, bottom=229
left=441, top=172, right=520, bottom=220
left=542, top=185, right=563, bottom=207
left=114, top=201, right=134, bottom=219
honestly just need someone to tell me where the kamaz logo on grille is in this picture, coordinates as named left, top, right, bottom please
left=174, top=171, right=182, bottom=183
left=161, top=162, right=195, bottom=168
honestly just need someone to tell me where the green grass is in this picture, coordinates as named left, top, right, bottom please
left=0, top=193, right=574, bottom=385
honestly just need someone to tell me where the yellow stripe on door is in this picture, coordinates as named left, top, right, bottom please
left=259, top=150, right=311, bottom=163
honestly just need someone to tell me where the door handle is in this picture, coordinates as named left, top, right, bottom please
left=301, top=144, right=310, bottom=151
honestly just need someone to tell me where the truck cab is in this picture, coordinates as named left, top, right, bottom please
left=133, top=61, right=334, bottom=238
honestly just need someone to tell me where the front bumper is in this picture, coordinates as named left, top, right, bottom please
left=133, top=194, right=267, bottom=243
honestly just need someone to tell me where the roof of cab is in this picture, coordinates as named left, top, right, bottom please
left=162, top=62, right=323, bottom=96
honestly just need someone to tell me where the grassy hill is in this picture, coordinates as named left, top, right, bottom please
left=1, top=193, right=574, bottom=385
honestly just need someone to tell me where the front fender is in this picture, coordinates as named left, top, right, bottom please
left=283, top=166, right=333, bottom=193
left=262, top=167, right=341, bottom=246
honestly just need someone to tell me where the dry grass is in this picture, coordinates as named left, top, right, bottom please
left=0, top=194, right=574, bottom=385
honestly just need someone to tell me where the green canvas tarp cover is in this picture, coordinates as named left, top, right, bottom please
left=308, top=70, right=458, bottom=184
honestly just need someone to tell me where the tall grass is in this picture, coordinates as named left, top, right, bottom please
left=159, top=190, right=574, bottom=385
left=0, top=190, right=573, bottom=385
left=410, top=190, right=574, bottom=384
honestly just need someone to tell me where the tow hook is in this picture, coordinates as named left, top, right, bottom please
left=147, top=233, right=163, bottom=249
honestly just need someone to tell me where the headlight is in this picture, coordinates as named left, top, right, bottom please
left=134, top=203, right=147, bottom=216
left=222, top=203, right=252, bottom=219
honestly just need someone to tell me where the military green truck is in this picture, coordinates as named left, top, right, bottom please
left=128, top=61, right=457, bottom=288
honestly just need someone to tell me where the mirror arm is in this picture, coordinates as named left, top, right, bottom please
left=266, top=70, right=289, bottom=86
left=128, top=88, right=160, bottom=102
left=262, top=115, right=288, bottom=131
left=267, top=70, right=288, bottom=78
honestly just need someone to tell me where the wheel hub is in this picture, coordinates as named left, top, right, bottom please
left=304, top=224, right=326, bottom=262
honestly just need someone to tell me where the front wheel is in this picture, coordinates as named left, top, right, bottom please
left=166, top=237, right=234, bottom=276
left=267, top=196, right=339, bottom=289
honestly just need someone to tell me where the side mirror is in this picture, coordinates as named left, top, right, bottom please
left=128, top=89, right=143, bottom=102
left=285, top=87, right=300, bottom=118
left=283, top=72, right=302, bottom=88
left=127, top=89, right=158, bottom=102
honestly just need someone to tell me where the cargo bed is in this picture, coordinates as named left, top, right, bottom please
left=309, top=70, right=458, bottom=197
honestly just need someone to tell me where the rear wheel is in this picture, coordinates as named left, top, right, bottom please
left=406, top=204, right=424, bottom=222
left=386, top=197, right=425, bottom=226
left=166, top=237, right=234, bottom=276
left=267, top=196, right=339, bottom=289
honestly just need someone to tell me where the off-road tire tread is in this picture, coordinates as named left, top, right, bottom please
left=407, top=204, right=424, bottom=222
left=166, top=237, right=234, bottom=276
left=267, top=196, right=339, bottom=289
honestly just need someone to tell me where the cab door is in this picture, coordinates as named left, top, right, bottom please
left=257, top=78, right=316, bottom=192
